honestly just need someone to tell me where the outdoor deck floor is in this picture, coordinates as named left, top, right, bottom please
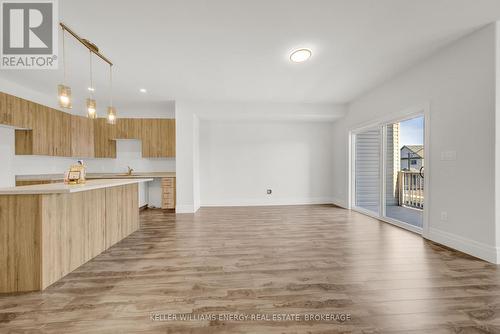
left=360, top=205, right=423, bottom=228
left=386, top=205, right=423, bottom=228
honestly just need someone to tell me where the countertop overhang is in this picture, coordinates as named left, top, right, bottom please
left=0, top=178, right=154, bottom=195
left=15, top=172, right=175, bottom=182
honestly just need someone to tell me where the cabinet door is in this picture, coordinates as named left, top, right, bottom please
left=12, top=99, right=33, bottom=129
left=158, top=119, right=175, bottom=158
left=94, top=118, right=116, bottom=158
left=71, top=115, right=95, bottom=158
left=4, top=94, right=19, bottom=125
left=116, top=118, right=141, bottom=139
left=140, top=119, right=152, bottom=157
left=33, top=105, right=51, bottom=155
left=0, top=92, right=8, bottom=125
left=59, top=111, right=72, bottom=156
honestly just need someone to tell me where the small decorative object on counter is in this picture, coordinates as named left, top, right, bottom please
left=65, top=160, right=87, bottom=184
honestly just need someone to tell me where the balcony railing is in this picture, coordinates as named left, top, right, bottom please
left=398, top=171, right=424, bottom=209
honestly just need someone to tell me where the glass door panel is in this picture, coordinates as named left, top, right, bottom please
left=354, top=129, right=381, bottom=215
left=384, top=116, right=424, bottom=228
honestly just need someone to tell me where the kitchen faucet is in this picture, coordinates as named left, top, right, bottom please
left=127, top=166, right=134, bottom=176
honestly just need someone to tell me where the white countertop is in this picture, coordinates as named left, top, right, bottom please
left=0, top=178, right=153, bottom=195
left=16, top=172, right=175, bottom=182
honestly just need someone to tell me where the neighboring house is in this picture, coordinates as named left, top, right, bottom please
left=400, top=145, right=424, bottom=171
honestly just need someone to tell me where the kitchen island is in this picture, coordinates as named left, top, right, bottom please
left=15, top=172, right=176, bottom=209
left=0, top=178, right=152, bottom=293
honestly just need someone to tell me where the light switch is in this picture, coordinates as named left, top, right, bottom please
left=440, top=211, right=448, bottom=222
left=440, top=151, right=456, bottom=161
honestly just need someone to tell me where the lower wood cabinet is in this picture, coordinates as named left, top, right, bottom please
left=161, top=177, right=176, bottom=209
left=0, top=183, right=139, bottom=293
left=105, top=184, right=139, bottom=248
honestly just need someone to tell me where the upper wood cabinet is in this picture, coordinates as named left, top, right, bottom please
left=140, top=119, right=175, bottom=158
left=93, top=118, right=117, bottom=158
left=2, top=91, right=175, bottom=159
left=71, top=115, right=94, bottom=158
left=115, top=118, right=175, bottom=158
left=0, top=92, right=7, bottom=125
left=15, top=105, right=71, bottom=157
left=116, top=118, right=142, bottom=139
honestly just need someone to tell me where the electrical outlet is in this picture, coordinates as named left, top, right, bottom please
left=440, top=211, right=448, bottom=222
left=267, top=189, right=272, bottom=195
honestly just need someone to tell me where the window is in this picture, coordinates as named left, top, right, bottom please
left=411, top=159, right=417, bottom=165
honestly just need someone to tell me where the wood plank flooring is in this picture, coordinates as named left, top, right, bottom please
left=1, top=205, right=500, bottom=333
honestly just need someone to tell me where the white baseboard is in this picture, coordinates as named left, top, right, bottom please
left=426, top=227, right=499, bottom=264
left=201, top=197, right=334, bottom=207
left=175, top=204, right=199, bottom=214
left=331, top=197, right=348, bottom=209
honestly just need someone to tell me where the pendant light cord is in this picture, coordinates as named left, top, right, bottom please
left=62, top=29, right=67, bottom=84
left=89, top=51, right=93, bottom=97
left=109, top=65, right=113, bottom=107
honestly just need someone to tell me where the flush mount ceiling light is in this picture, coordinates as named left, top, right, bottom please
left=139, top=88, right=147, bottom=93
left=289, top=48, right=312, bottom=63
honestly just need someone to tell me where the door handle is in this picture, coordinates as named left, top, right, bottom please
left=419, top=166, right=424, bottom=178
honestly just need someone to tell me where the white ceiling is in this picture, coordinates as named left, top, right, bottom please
left=3, top=0, right=500, bottom=114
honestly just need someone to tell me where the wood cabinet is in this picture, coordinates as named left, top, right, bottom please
left=105, top=184, right=139, bottom=248
left=116, top=118, right=142, bottom=139
left=0, top=183, right=139, bottom=293
left=71, top=115, right=94, bottom=157
left=94, top=118, right=117, bottom=158
left=15, top=105, right=71, bottom=157
left=0, top=92, right=7, bottom=125
left=161, top=177, right=176, bottom=209
left=13, top=99, right=34, bottom=129
left=141, top=119, right=175, bottom=158
left=2, top=91, right=176, bottom=159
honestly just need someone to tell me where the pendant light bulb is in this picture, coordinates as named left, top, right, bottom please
left=87, top=98, right=97, bottom=119
left=58, top=29, right=72, bottom=109
left=58, top=84, right=72, bottom=108
left=87, top=51, right=97, bottom=118
left=106, top=64, right=117, bottom=124
left=107, top=106, right=116, bottom=124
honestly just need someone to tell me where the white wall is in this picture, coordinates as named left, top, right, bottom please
left=332, top=24, right=498, bottom=262
left=199, top=120, right=334, bottom=206
left=175, top=101, right=346, bottom=213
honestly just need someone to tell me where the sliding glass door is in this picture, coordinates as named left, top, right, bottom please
left=352, top=115, right=425, bottom=232
left=354, top=128, right=381, bottom=215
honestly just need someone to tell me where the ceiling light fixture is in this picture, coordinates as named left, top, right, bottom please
left=290, top=48, right=312, bottom=63
left=57, top=22, right=114, bottom=120
left=57, top=29, right=72, bottom=109
left=86, top=51, right=97, bottom=119
left=139, top=88, right=147, bottom=93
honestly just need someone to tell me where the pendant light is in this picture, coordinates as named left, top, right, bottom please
left=57, top=28, right=72, bottom=108
left=86, top=50, right=97, bottom=119
left=107, top=65, right=116, bottom=124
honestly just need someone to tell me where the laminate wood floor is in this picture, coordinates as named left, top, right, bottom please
left=1, top=205, right=500, bottom=333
